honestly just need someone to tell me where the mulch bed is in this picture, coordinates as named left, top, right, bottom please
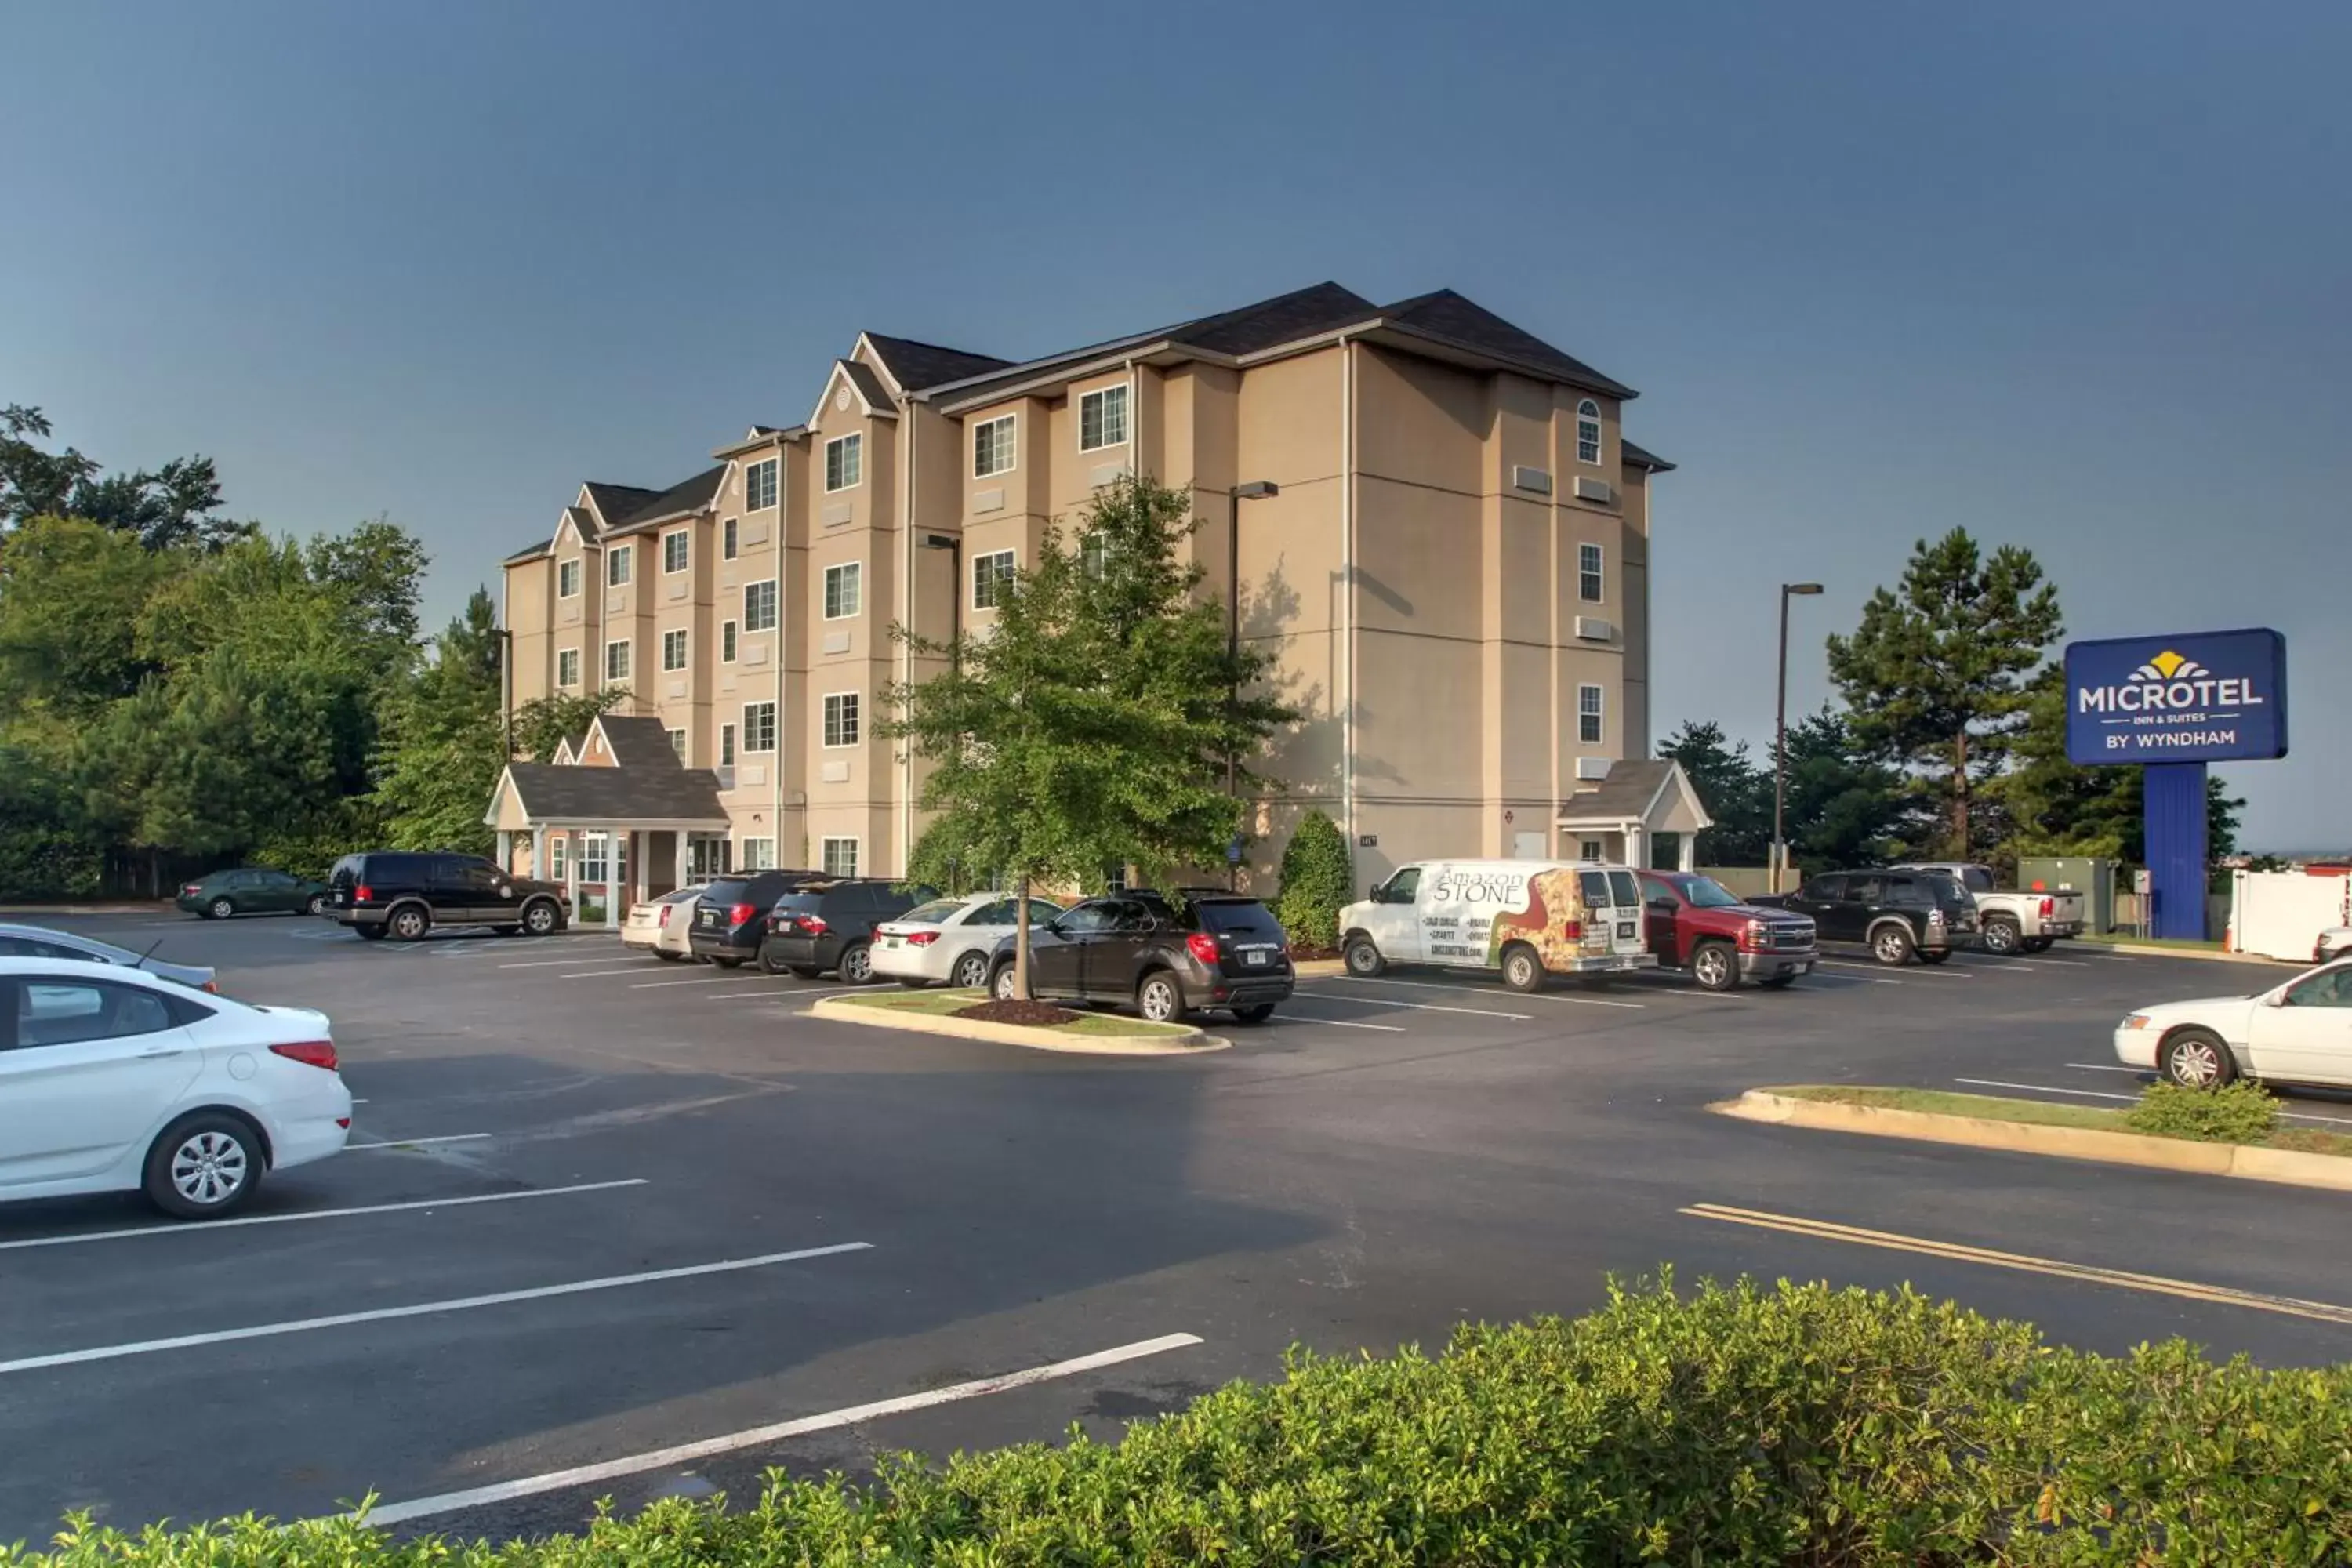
left=1286, top=942, right=1341, bottom=962
left=952, top=998, right=1083, bottom=1027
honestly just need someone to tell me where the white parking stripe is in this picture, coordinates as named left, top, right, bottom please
left=1820, top=960, right=1969, bottom=979
left=1271, top=1014, right=1406, bottom=1032
left=1291, top=991, right=1532, bottom=1021
left=2065, top=1062, right=2147, bottom=1074
left=554, top=966, right=661, bottom=979
left=356, top=1331, right=1203, bottom=1526
left=1963, top=953, right=2092, bottom=968
left=1333, top=975, right=1645, bottom=1010
left=347, top=1133, right=493, bottom=1150
left=0, top=1242, right=872, bottom=1377
left=1957, top=1076, right=2352, bottom=1128
left=0, top=1180, right=648, bottom=1252
left=630, top=974, right=753, bottom=989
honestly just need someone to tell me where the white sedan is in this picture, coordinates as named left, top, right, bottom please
left=873, top=893, right=1067, bottom=989
left=0, top=958, right=352, bottom=1218
left=623, top=886, right=706, bottom=961
left=2114, top=958, right=2352, bottom=1090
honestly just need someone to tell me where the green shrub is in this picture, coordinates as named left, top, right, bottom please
left=13, top=1277, right=2351, bottom=1567
left=2125, top=1079, right=2279, bottom=1144
left=1273, top=808, right=1352, bottom=951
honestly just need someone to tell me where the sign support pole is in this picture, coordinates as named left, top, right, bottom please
left=2144, top=761, right=2208, bottom=941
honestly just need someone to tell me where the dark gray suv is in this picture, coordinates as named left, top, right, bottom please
left=988, top=891, right=1294, bottom=1023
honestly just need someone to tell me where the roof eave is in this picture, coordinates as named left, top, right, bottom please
left=1361, top=321, right=1638, bottom=401
left=712, top=426, right=808, bottom=460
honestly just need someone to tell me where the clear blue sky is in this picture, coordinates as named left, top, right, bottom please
left=9, top=1, right=2345, bottom=847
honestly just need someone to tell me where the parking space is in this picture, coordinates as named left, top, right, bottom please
left=5, top=912, right=2346, bottom=1542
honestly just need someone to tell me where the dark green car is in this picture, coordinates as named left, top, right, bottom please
left=177, top=867, right=331, bottom=920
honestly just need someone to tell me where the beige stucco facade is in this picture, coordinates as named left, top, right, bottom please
left=499, top=284, right=1673, bottom=895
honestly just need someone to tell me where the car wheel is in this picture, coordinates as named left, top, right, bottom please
left=952, top=951, right=991, bottom=989
left=2161, top=1029, right=2236, bottom=1089
left=521, top=899, right=560, bottom=936
left=1232, top=1004, right=1276, bottom=1025
left=387, top=904, right=430, bottom=942
left=2023, top=938, right=2054, bottom=953
left=1871, top=924, right=1914, bottom=965
left=993, top=962, right=1020, bottom=1001
left=303, top=893, right=327, bottom=916
left=1690, top=940, right=1740, bottom=992
left=143, top=1113, right=263, bottom=1219
left=758, top=946, right=788, bottom=976
left=1917, top=949, right=1952, bottom=965
left=355, top=924, right=388, bottom=942
left=711, top=956, right=744, bottom=970
left=1759, top=974, right=1798, bottom=990
left=207, top=896, right=237, bottom=921
left=788, top=964, right=823, bottom=979
left=1500, top=942, right=1544, bottom=993
left=1137, top=971, right=1187, bottom=1022
left=837, top=942, right=874, bottom=985
left=1344, top=935, right=1385, bottom=978
left=654, top=949, right=687, bottom=962
left=1981, top=916, right=2021, bottom=956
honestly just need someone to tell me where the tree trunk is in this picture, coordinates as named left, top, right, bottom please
left=1013, top=873, right=1033, bottom=1001
left=1952, top=731, right=1970, bottom=858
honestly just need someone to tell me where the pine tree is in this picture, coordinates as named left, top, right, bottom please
left=1655, top=720, right=1769, bottom=866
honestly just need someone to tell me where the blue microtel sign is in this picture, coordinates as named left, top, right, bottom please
left=2063, top=628, right=2288, bottom=766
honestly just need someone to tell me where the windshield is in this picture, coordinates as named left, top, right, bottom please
left=1681, top=877, right=1745, bottom=909
left=899, top=898, right=967, bottom=924
left=1959, top=866, right=1995, bottom=893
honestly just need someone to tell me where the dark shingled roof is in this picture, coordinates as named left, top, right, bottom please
left=1178, top=281, right=1379, bottom=356
left=1621, top=439, right=1675, bottom=474
left=862, top=334, right=1013, bottom=394
left=601, top=466, right=725, bottom=532
left=1380, top=289, right=1637, bottom=400
left=589, top=715, right=684, bottom=769
left=582, top=483, right=659, bottom=534
left=503, top=537, right=552, bottom=565
left=837, top=359, right=898, bottom=416
left=501, top=761, right=728, bottom=825
left=1559, top=759, right=1678, bottom=820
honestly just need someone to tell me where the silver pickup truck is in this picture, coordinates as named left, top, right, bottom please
left=1891, top=862, right=2085, bottom=955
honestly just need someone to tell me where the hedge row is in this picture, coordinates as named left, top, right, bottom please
left=13, top=1277, right=2350, bottom=1566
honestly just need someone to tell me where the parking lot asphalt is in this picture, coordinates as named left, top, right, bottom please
left=4, top=913, right=2347, bottom=1543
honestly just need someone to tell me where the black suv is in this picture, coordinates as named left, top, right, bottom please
left=1774, top=869, right=1978, bottom=965
left=760, top=879, right=931, bottom=982
left=326, top=851, right=570, bottom=941
left=688, top=870, right=825, bottom=967
left=987, top=891, right=1293, bottom=1023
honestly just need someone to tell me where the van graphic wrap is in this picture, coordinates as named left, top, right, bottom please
left=1486, top=868, right=1588, bottom=970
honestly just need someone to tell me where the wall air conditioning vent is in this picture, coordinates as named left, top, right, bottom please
left=1512, top=465, right=1552, bottom=495
left=1575, top=756, right=1613, bottom=781
left=1573, top=476, right=1615, bottom=504
left=1575, top=616, right=1614, bottom=642
left=973, top=487, right=1006, bottom=514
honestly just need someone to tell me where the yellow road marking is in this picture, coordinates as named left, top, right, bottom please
left=1679, top=1203, right=2352, bottom=1327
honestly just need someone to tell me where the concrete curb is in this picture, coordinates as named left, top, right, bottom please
left=809, top=996, right=1225, bottom=1056
left=1715, top=1089, right=2352, bottom=1193
left=0, top=903, right=174, bottom=916
left=2095, top=942, right=2296, bottom=965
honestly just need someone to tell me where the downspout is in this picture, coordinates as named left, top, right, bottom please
left=772, top=437, right=784, bottom=869
left=899, top=401, right=916, bottom=874
left=1341, top=336, right=1358, bottom=877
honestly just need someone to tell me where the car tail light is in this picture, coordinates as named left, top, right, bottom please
left=183, top=883, right=202, bottom=896
left=2039, top=896, right=2054, bottom=918
left=729, top=902, right=757, bottom=926
left=659, top=904, right=673, bottom=927
left=336, top=1117, right=351, bottom=1129
left=1185, top=932, right=1221, bottom=965
left=1560, top=920, right=1582, bottom=940
left=355, top=884, right=374, bottom=902
left=270, top=1040, right=339, bottom=1071
left=799, top=914, right=829, bottom=936
left=906, top=930, right=938, bottom=946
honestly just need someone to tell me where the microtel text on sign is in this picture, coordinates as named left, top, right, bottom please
left=2063, top=629, right=2288, bottom=765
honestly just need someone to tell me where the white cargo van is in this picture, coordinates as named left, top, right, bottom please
left=1338, top=860, right=1658, bottom=992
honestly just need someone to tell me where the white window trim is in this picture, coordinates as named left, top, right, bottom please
left=824, top=433, right=863, bottom=493
left=557, top=558, right=583, bottom=599
left=745, top=459, right=779, bottom=513
left=605, top=639, right=632, bottom=682
left=662, top=627, right=689, bottom=672
left=1579, top=839, right=1603, bottom=863
left=720, top=721, right=737, bottom=766
left=1575, top=398, right=1603, bottom=468
left=549, top=836, right=568, bottom=877
left=820, top=836, right=861, bottom=878
left=823, top=561, right=863, bottom=621
left=744, top=579, right=779, bottom=633
left=557, top=648, right=581, bottom=689
left=662, top=529, right=690, bottom=575
left=667, top=728, right=687, bottom=759
left=971, top=548, right=1017, bottom=611
left=821, top=690, right=862, bottom=749
left=973, top=413, right=1017, bottom=477
left=607, top=543, right=633, bottom=587
left=739, top=836, right=777, bottom=872
left=1078, top=383, right=1132, bottom=453
left=1578, top=682, right=1605, bottom=746
left=721, top=517, right=739, bottom=560
left=1578, top=542, right=1605, bottom=605
left=742, top=701, right=777, bottom=753
left=720, top=619, right=738, bottom=662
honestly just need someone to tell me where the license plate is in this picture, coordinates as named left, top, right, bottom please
left=883, top=935, right=900, bottom=947
left=1617, top=924, right=1635, bottom=940
left=1243, top=949, right=1269, bottom=967
left=699, top=909, right=717, bottom=926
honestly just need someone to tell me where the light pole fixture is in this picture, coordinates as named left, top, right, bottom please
left=1225, top=481, right=1280, bottom=887
left=920, top=532, right=962, bottom=669
left=1773, top=582, right=1824, bottom=895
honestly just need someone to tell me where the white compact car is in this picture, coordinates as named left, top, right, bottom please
left=0, top=958, right=352, bottom=1218
left=873, top=892, right=1068, bottom=989
left=622, top=886, right=707, bottom=961
left=2114, top=958, right=2352, bottom=1090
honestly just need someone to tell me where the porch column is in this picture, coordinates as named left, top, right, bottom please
left=532, top=826, right=548, bottom=880
left=565, top=829, right=580, bottom=924
left=1624, top=825, right=1645, bottom=873
left=1679, top=833, right=1696, bottom=873
left=674, top=832, right=691, bottom=891
left=607, top=826, right=622, bottom=929
left=495, top=829, right=513, bottom=874
left=633, top=830, right=649, bottom=907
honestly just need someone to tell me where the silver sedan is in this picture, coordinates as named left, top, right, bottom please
left=0, top=924, right=218, bottom=993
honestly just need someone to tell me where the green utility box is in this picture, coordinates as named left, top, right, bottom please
left=2019, top=856, right=2118, bottom=934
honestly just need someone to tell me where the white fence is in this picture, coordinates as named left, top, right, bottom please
left=2226, top=869, right=2351, bottom=962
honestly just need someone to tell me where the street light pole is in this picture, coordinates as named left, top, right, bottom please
left=1225, top=481, right=1279, bottom=888
left=1773, top=582, right=1824, bottom=894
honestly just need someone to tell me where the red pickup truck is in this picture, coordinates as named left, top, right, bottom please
left=1637, top=870, right=1820, bottom=991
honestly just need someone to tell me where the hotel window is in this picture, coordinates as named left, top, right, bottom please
left=742, top=701, right=775, bottom=753
left=739, top=837, right=776, bottom=872
left=821, top=837, right=859, bottom=878
left=1576, top=399, right=1602, bottom=466
left=607, top=544, right=632, bottom=587
left=1578, top=684, right=1604, bottom=745
left=972, top=549, right=1016, bottom=610
left=662, top=531, right=689, bottom=575
left=1579, top=543, right=1604, bottom=604
left=605, top=640, right=631, bottom=682
left=720, top=722, right=736, bottom=766
left=662, top=628, right=688, bottom=671
left=720, top=619, right=737, bottom=662
left=1079, top=384, right=1129, bottom=451
left=823, top=691, right=860, bottom=747
left=1579, top=839, right=1603, bottom=863
left=746, top=459, right=778, bottom=511
left=557, top=558, right=581, bottom=598
left=667, top=728, right=687, bottom=759
left=825, top=433, right=862, bottom=492
left=824, top=561, right=862, bottom=619
left=557, top=648, right=580, bottom=688
left=550, top=836, right=567, bottom=879
left=973, top=414, right=1016, bottom=477
left=580, top=832, right=611, bottom=884
left=722, top=517, right=739, bottom=560
left=744, top=579, right=777, bottom=632
left=1079, top=531, right=1111, bottom=579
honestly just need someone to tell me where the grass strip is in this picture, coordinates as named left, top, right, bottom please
left=1763, top=1083, right=2352, bottom=1157
left=829, top=987, right=1194, bottom=1037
